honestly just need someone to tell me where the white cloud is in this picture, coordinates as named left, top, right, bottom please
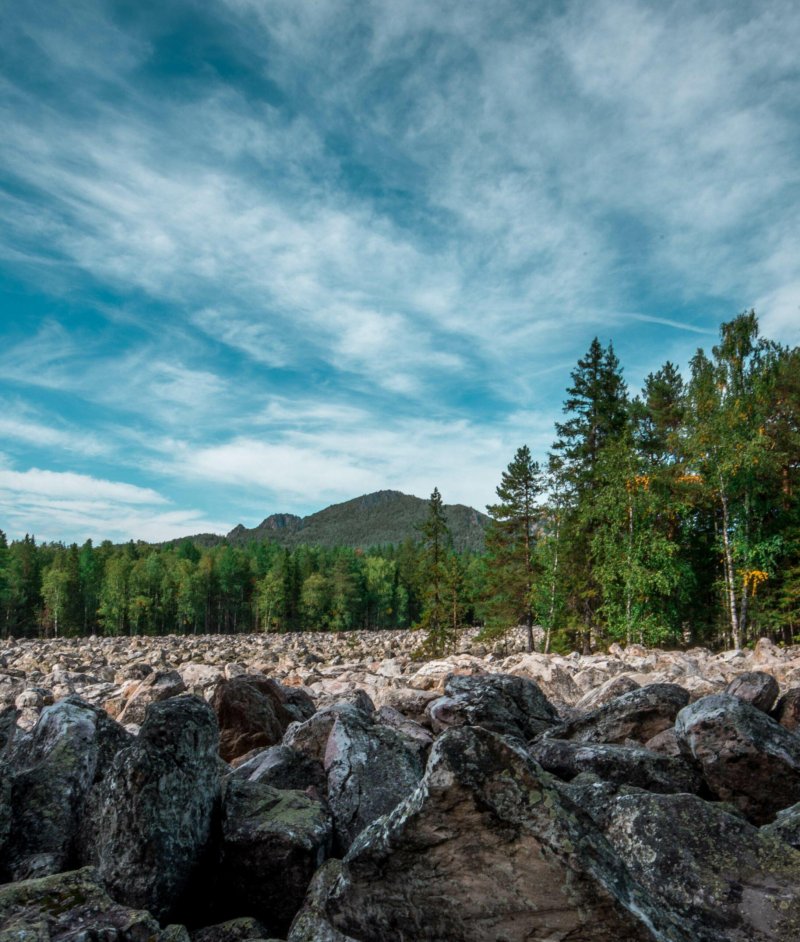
left=0, top=466, right=231, bottom=543
left=0, top=409, right=110, bottom=457
left=0, top=468, right=165, bottom=504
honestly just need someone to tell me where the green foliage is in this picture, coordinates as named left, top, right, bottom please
left=1, top=312, right=796, bottom=653
left=416, top=488, right=465, bottom=656
left=484, top=445, right=542, bottom=651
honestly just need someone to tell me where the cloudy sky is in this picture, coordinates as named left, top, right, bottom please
left=1, top=0, right=798, bottom=544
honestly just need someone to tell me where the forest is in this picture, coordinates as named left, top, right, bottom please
left=0, top=312, right=797, bottom=653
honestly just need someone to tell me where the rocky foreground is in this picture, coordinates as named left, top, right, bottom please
left=3, top=630, right=800, bottom=940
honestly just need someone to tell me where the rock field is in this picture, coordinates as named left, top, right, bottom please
left=3, top=628, right=800, bottom=940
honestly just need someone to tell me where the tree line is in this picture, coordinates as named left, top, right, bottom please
left=1, top=312, right=797, bottom=652
left=0, top=531, right=486, bottom=640
left=471, top=311, right=799, bottom=654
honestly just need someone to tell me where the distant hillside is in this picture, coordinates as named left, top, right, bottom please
left=222, top=490, right=490, bottom=552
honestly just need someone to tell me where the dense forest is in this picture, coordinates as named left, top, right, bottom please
left=1, top=312, right=797, bottom=652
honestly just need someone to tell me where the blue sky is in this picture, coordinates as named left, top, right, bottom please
left=1, top=0, right=798, bottom=544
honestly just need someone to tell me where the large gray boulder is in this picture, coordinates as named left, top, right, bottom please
left=6, top=696, right=131, bottom=880
left=530, top=738, right=704, bottom=795
left=426, top=673, right=558, bottom=740
left=289, top=726, right=687, bottom=942
left=324, top=707, right=424, bottom=852
left=604, top=791, right=800, bottom=941
left=0, top=867, right=162, bottom=941
left=549, top=683, right=689, bottom=746
left=82, top=696, right=220, bottom=921
left=675, top=694, right=800, bottom=824
left=216, top=779, right=332, bottom=935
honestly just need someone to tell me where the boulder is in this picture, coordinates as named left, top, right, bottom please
left=0, top=759, right=11, bottom=868
left=0, top=866, right=161, bottom=940
left=211, top=675, right=313, bottom=763
left=324, top=707, right=424, bottom=852
left=193, top=917, right=269, bottom=942
left=374, top=705, right=433, bottom=758
left=772, top=687, right=800, bottom=731
left=604, top=791, right=800, bottom=941
left=574, top=673, right=640, bottom=713
left=675, top=694, right=800, bottom=824
left=116, top=669, right=187, bottom=725
left=529, top=738, right=704, bottom=795
left=426, top=672, right=558, bottom=741
left=643, top=727, right=682, bottom=757
left=761, top=801, right=800, bottom=850
left=724, top=671, right=779, bottom=713
left=284, top=703, right=367, bottom=764
left=0, top=705, right=18, bottom=754
left=549, top=683, right=689, bottom=746
left=289, top=726, right=682, bottom=942
left=216, top=779, right=332, bottom=934
left=228, top=744, right=326, bottom=799
left=6, top=696, right=131, bottom=880
left=82, top=696, right=220, bottom=921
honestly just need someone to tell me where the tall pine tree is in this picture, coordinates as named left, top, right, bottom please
left=485, top=445, right=542, bottom=651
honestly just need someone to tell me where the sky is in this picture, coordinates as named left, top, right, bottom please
left=1, top=0, right=799, bottom=544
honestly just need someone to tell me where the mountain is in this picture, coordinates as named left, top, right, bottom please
left=221, top=490, right=490, bottom=552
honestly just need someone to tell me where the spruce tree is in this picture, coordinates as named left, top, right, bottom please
left=553, top=338, right=628, bottom=492
left=417, top=487, right=454, bottom=654
left=549, top=339, right=628, bottom=650
left=485, top=445, right=542, bottom=651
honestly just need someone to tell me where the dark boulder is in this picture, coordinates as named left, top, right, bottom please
left=724, top=671, right=780, bottom=713
left=324, top=707, right=424, bottom=852
left=426, top=672, right=558, bottom=741
left=283, top=703, right=367, bottom=765
left=772, top=687, right=800, bottom=731
left=211, top=675, right=313, bottom=763
left=530, top=738, right=704, bottom=795
left=82, top=696, right=220, bottom=921
left=549, top=683, right=689, bottom=746
left=215, top=779, right=332, bottom=935
left=675, top=693, right=800, bottom=824
left=0, top=866, right=161, bottom=941
left=761, top=801, right=800, bottom=850
left=6, top=696, right=131, bottom=880
left=193, top=916, right=270, bottom=942
left=0, top=705, right=18, bottom=754
left=289, top=726, right=687, bottom=942
left=604, top=791, right=800, bottom=941
left=228, top=744, right=326, bottom=800
left=374, top=705, right=433, bottom=759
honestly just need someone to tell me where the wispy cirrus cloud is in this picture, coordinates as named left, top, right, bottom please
left=0, top=0, right=798, bottom=541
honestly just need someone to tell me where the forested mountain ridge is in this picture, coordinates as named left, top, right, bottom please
left=205, top=490, right=489, bottom=553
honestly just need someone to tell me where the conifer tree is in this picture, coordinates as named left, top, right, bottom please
left=485, top=445, right=542, bottom=651
left=417, top=487, right=454, bottom=654
left=550, top=339, right=628, bottom=649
